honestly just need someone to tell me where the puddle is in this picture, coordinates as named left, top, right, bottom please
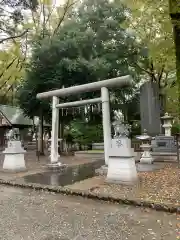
left=23, top=164, right=96, bottom=186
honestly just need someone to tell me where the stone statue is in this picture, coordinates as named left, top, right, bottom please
left=114, top=110, right=124, bottom=122
left=6, top=128, right=20, bottom=141
left=112, top=110, right=130, bottom=138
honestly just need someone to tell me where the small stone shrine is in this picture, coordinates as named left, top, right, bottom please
left=3, top=128, right=26, bottom=172
left=106, top=111, right=138, bottom=185
left=152, top=113, right=176, bottom=153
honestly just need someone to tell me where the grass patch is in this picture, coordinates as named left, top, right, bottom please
left=77, top=150, right=104, bottom=153
left=86, top=150, right=104, bottom=153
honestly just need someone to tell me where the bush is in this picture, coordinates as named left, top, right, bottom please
left=172, top=122, right=180, bottom=135
left=66, top=120, right=103, bottom=145
left=129, top=120, right=141, bottom=138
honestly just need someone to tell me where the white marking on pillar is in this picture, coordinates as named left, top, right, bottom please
left=51, top=96, right=60, bottom=163
left=101, top=87, right=111, bottom=165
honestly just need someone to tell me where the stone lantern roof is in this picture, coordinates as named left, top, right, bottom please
left=161, top=112, right=173, bottom=121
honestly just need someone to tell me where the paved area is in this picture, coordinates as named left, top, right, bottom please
left=0, top=185, right=178, bottom=240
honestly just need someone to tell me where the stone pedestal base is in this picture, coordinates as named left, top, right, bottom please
left=106, top=156, right=138, bottom=185
left=46, top=162, right=67, bottom=173
left=3, top=140, right=26, bottom=172
left=140, top=144, right=153, bottom=164
left=106, top=138, right=138, bottom=185
left=95, top=165, right=108, bottom=176
left=140, top=155, right=153, bottom=164
left=47, top=162, right=62, bottom=168
left=151, top=136, right=176, bottom=153
left=3, top=153, right=26, bottom=172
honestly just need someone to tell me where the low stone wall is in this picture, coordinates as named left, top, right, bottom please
left=92, top=143, right=104, bottom=150
left=75, top=151, right=141, bottom=163
left=75, top=151, right=104, bottom=159
left=92, top=140, right=142, bottom=152
left=152, top=152, right=178, bottom=162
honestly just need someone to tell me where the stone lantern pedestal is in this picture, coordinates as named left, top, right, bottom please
left=139, top=143, right=153, bottom=164
left=137, top=130, right=153, bottom=164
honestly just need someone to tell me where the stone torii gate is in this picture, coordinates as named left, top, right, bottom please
left=36, top=75, right=133, bottom=166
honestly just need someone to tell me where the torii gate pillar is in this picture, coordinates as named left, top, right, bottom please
left=50, top=96, right=60, bottom=163
left=101, top=87, right=111, bottom=165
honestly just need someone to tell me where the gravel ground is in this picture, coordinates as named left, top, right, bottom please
left=88, top=163, right=180, bottom=206
left=0, top=185, right=178, bottom=240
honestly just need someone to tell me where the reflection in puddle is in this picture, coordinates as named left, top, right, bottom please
left=23, top=166, right=95, bottom=186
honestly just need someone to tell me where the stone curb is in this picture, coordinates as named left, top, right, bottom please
left=0, top=178, right=179, bottom=214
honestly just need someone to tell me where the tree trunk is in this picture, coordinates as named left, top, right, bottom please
left=173, top=24, right=180, bottom=120
left=159, top=91, right=166, bottom=116
left=169, top=0, right=180, bottom=120
left=59, top=122, right=64, bottom=153
left=38, top=110, right=44, bottom=155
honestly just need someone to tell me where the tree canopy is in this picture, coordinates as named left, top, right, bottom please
left=0, top=0, right=76, bottom=105
left=124, top=0, right=175, bottom=89
left=17, top=0, right=146, bottom=122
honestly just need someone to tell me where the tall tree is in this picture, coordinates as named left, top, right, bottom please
left=0, top=0, right=76, bottom=154
left=0, top=0, right=76, bottom=102
left=0, top=0, right=37, bottom=100
left=17, top=0, right=146, bottom=151
left=123, top=0, right=175, bottom=113
left=124, top=0, right=175, bottom=83
left=0, top=0, right=38, bottom=44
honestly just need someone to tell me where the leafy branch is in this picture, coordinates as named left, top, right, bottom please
left=0, top=29, right=28, bottom=44
left=53, top=0, right=77, bottom=35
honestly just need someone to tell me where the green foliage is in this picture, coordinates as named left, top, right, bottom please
left=68, top=120, right=103, bottom=145
left=3, top=0, right=38, bottom=10
left=171, top=122, right=180, bottom=135
left=166, top=85, right=179, bottom=119
left=125, top=93, right=140, bottom=122
left=123, top=0, right=175, bottom=88
left=0, top=0, right=75, bottom=106
left=129, top=121, right=141, bottom=138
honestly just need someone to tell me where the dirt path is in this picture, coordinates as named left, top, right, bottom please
left=0, top=185, right=178, bottom=240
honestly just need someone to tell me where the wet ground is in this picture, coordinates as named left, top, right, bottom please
left=23, top=168, right=94, bottom=186
left=0, top=150, right=103, bottom=182
left=0, top=185, right=178, bottom=239
left=22, top=163, right=165, bottom=187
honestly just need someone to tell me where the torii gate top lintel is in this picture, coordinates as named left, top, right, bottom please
left=36, top=75, right=133, bottom=99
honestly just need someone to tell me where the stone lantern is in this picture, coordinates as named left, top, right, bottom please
left=136, top=129, right=153, bottom=164
left=161, top=112, right=173, bottom=137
